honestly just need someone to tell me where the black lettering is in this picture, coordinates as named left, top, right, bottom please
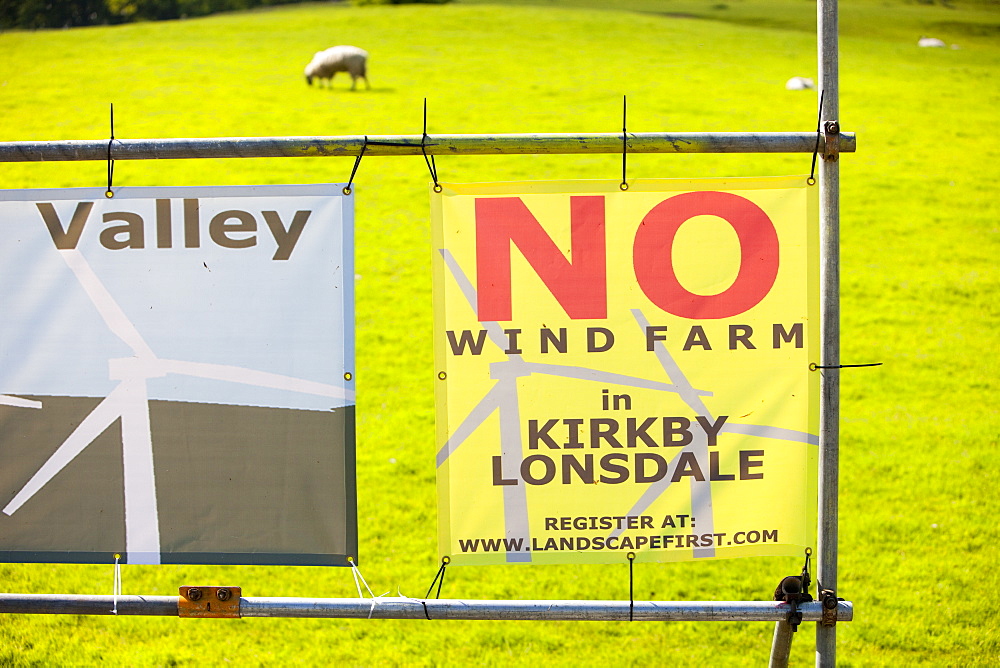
left=599, top=453, right=629, bottom=483
left=562, top=454, right=594, bottom=484
left=587, top=327, right=614, bottom=352
left=184, top=198, right=200, bottom=248
left=521, top=454, right=556, bottom=485
left=663, top=417, right=693, bottom=446
left=670, top=451, right=706, bottom=482
left=210, top=210, right=257, bottom=250
left=492, top=456, right=518, bottom=486
left=773, top=323, right=804, bottom=349
left=529, top=419, right=560, bottom=449
left=540, top=328, right=568, bottom=353
left=740, top=450, right=765, bottom=479
left=100, top=211, right=144, bottom=250
left=563, top=418, right=584, bottom=449
left=696, top=414, right=728, bottom=446
left=645, top=325, right=667, bottom=351
left=504, top=328, right=522, bottom=354
left=590, top=418, right=622, bottom=448
left=155, top=199, right=172, bottom=248
left=709, top=451, right=735, bottom=481
left=446, top=329, right=488, bottom=355
left=683, top=325, right=711, bottom=351
left=262, top=209, right=309, bottom=260
left=729, top=324, right=756, bottom=350
left=635, top=453, right=667, bottom=483
left=627, top=417, right=659, bottom=447
left=37, top=202, right=92, bottom=249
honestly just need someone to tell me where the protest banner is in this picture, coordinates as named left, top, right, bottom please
left=432, top=177, right=818, bottom=565
left=0, top=185, right=356, bottom=565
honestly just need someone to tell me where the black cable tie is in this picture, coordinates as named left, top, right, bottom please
left=424, top=556, right=450, bottom=600
left=105, top=103, right=115, bottom=199
left=627, top=551, right=635, bottom=622
left=421, top=98, right=442, bottom=193
left=810, top=362, right=883, bottom=370
left=343, top=136, right=368, bottom=195
left=620, top=95, right=629, bottom=191
left=808, top=89, right=825, bottom=186
left=801, top=547, right=813, bottom=596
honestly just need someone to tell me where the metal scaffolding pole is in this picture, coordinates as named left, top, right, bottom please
left=816, top=0, right=842, bottom=665
left=0, top=593, right=854, bottom=622
left=0, top=132, right=855, bottom=163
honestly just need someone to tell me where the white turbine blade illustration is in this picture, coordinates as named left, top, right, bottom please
left=3, top=383, right=127, bottom=515
left=9, top=242, right=350, bottom=564
left=1, top=395, right=43, bottom=409
left=158, top=359, right=354, bottom=402
left=60, top=249, right=156, bottom=360
left=118, top=377, right=160, bottom=565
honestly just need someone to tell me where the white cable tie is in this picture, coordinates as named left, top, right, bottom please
left=111, top=553, right=122, bottom=615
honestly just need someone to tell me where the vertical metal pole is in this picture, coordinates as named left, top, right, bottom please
left=817, top=0, right=840, bottom=665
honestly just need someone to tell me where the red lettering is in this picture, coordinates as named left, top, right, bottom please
left=475, top=196, right=606, bottom=321
left=632, top=191, right=779, bottom=319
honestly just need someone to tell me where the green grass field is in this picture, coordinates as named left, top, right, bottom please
left=1, top=0, right=999, bottom=665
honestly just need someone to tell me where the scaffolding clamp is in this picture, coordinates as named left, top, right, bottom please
left=178, top=586, right=241, bottom=618
left=822, top=120, right=840, bottom=162
left=820, top=589, right=841, bottom=627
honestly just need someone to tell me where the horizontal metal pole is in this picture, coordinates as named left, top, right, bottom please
left=0, top=593, right=853, bottom=622
left=0, top=132, right=855, bottom=163
left=0, top=594, right=178, bottom=616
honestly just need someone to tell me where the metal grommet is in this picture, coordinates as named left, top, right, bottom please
left=809, top=363, right=818, bottom=371
left=344, top=372, right=353, bottom=381
left=342, top=186, right=352, bottom=196
left=442, top=556, right=451, bottom=565
left=807, top=177, right=817, bottom=186
left=105, top=190, right=114, bottom=198
left=433, top=184, right=443, bottom=193
left=437, top=371, right=447, bottom=380
left=620, top=182, right=629, bottom=191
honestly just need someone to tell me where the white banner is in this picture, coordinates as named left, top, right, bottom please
left=0, top=185, right=356, bottom=565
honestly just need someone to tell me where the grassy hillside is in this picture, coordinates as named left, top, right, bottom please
left=1, top=1, right=998, bottom=665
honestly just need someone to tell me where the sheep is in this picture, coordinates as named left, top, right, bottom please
left=917, top=36, right=946, bottom=48
left=304, top=46, right=370, bottom=90
left=785, top=76, right=815, bottom=91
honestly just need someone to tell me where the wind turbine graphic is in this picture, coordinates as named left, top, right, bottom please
left=1, top=396, right=43, bottom=409
left=437, top=248, right=817, bottom=561
left=436, top=249, right=720, bottom=562
left=2, top=249, right=353, bottom=565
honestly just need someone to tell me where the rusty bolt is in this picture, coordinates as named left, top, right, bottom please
left=217, top=588, right=231, bottom=602
left=186, top=587, right=202, bottom=602
left=824, top=120, right=840, bottom=135
left=823, top=593, right=838, bottom=609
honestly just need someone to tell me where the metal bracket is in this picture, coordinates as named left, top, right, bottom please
left=820, top=588, right=839, bottom=627
left=178, top=586, right=241, bottom=618
left=822, top=120, right=840, bottom=162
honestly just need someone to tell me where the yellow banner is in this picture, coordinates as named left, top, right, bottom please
left=432, top=178, right=818, bottom=565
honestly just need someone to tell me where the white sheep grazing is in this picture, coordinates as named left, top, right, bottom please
left=304, top=46, right=370, bottom=90
left=785, top=76, right=815, bottom=91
